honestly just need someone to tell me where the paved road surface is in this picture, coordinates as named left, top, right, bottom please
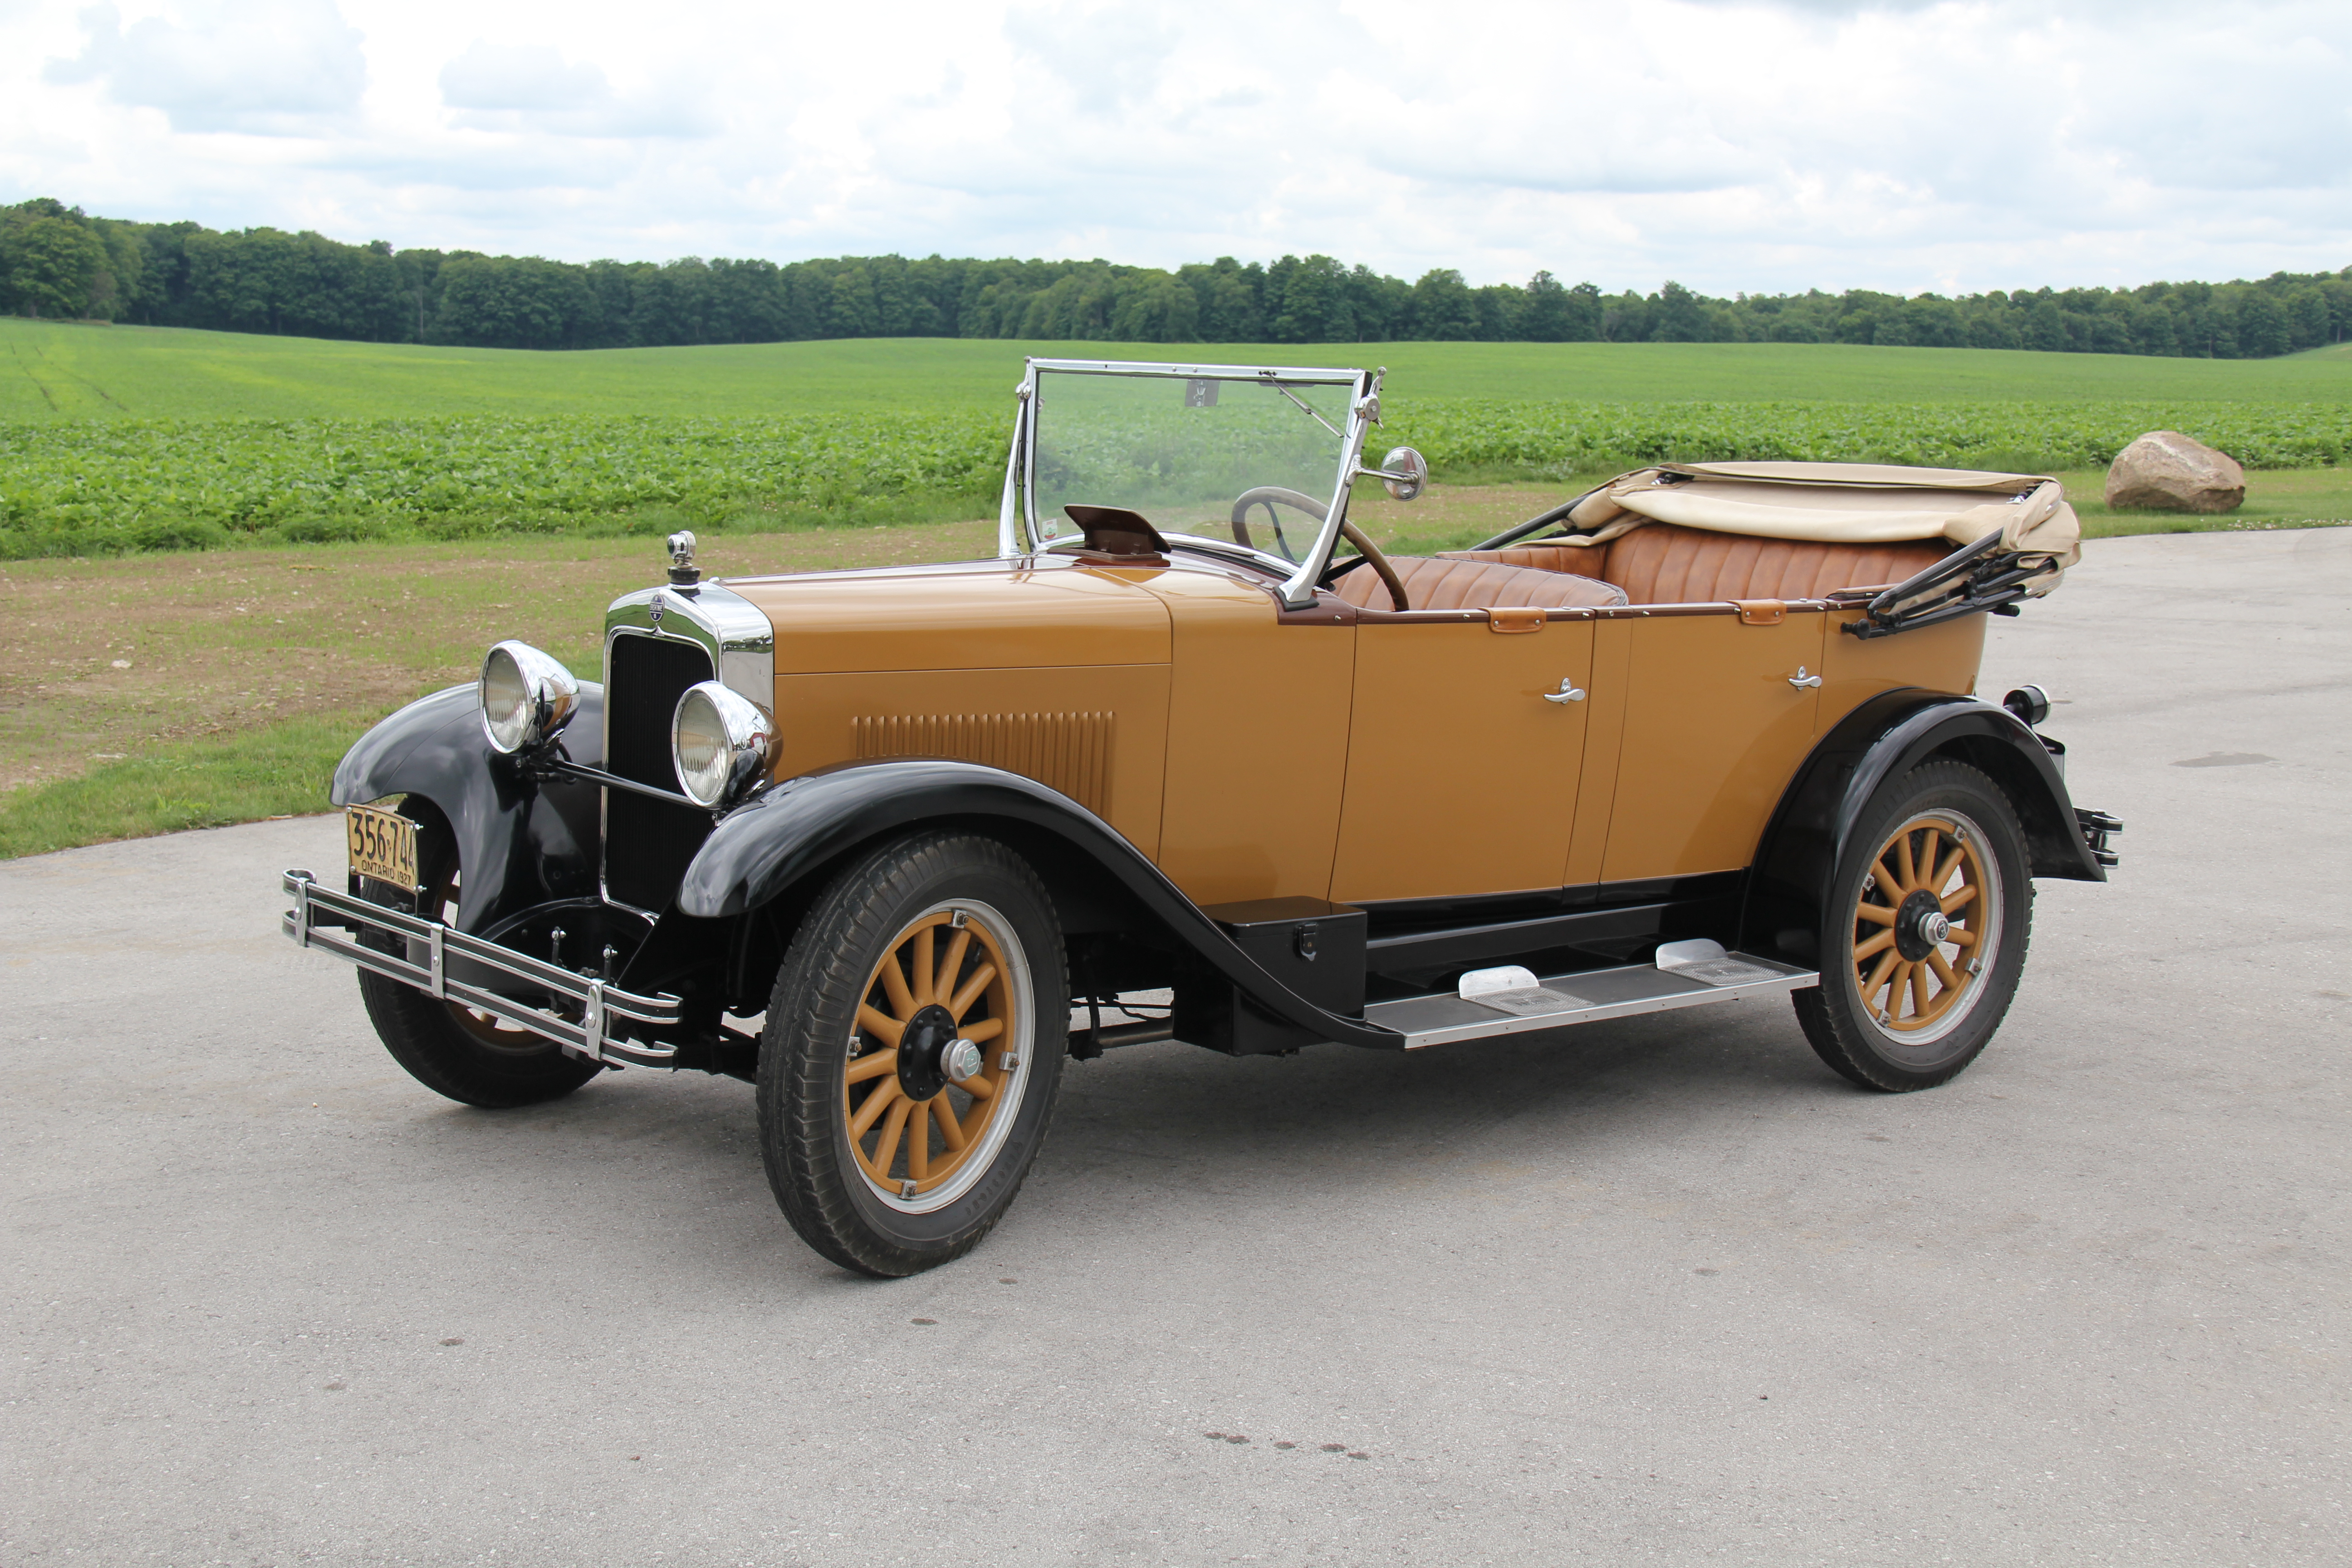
left=4, top=527, right=2347, bottom=1566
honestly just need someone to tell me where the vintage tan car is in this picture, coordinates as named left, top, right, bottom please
left=280, top=358, right=2119, bottom=1276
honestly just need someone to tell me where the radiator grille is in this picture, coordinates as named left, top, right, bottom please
left=853, top=712, right=1114, bottom=815
left=603, top=633, right=716, bottom=911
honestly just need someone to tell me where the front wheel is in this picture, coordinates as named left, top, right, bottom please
left=1791, top=760, right=2032, bottom=1092
left=757, top=831, right=1068, bottom=1277
left=357, top=806, right=603, bottom=1109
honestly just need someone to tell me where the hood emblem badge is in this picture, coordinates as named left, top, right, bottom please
left=648, top=592, right=666, bottom=627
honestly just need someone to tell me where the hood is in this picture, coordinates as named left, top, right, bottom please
left=718, top=557, right=1173, bottom=675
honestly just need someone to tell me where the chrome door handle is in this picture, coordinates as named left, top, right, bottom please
left=1788, top=666, right=1823, bottom=690
left=1542, top=679, right=1586, bottom=704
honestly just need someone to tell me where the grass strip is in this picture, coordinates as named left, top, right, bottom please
left=0, top=711, right=364, bottom=859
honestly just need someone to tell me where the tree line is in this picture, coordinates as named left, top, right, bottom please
left=5, top=196, right=2348, bottom=359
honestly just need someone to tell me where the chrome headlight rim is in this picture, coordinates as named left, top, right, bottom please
left=479, top=640, right=580, bottom=756
left=671, top=680, right=777, bottom=807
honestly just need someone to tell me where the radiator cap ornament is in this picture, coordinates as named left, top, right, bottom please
left=667, top=530, right=701, bottom=592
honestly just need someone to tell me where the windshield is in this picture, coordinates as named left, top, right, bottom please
left=1030, top=369, right=1357, bottom=563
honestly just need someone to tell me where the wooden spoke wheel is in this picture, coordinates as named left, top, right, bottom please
left=1847, top=809, right=2000, bottom=1043
left=842, top=901, right=1036, bottom=1212
left=758, top=831, right=1067, bottom=1277
left=1793, top=760, right=2030, bottom=1092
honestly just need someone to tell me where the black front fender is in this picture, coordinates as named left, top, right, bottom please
left=330, top=682, right=605, bottom=935
left=679, top=760, right=1404, bottom=1050
left=1740, top=689, right=2104, bottom=968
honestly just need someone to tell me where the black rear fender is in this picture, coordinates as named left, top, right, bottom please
left=1742, top=689, right=2103, bottom=969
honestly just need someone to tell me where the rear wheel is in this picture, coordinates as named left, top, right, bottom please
left=1792, top=760, right=2031, bottom=1092
left=757, top=831, right=1067, bottom=1277
left=356, top=807, right=603, bottom=1109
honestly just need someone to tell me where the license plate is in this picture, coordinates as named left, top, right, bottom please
left=346, top=805, right=418, bottom=890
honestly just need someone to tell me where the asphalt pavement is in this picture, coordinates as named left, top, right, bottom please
left=3, top=525, right=2347, bottom=1566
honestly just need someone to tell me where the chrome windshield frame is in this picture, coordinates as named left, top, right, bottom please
left=1001, top=357, right=1381, bottom=606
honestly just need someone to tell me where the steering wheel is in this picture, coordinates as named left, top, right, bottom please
left=1229, top=485, right=1323, bottom=564
left=1227, top=485, right=1409, bottom=612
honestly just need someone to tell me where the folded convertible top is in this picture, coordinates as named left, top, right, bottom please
left=1561, top=461, right=2081, bottom=597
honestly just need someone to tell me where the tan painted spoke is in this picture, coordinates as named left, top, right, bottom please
left=1926, top=950, right=1962, bottom=992
left=1894, top=832, right=1917, bottom=892
left=1855, top=900, right=1899, bottom=926
left=1915, top=828, right=1940, bottom=888
left=911, top=926, right=936, bottom=1006
left=849, top=1078, right=902, bottom=1138
left=1875, top=857, right=1906, bottom=898
left=1909, top=962, right=1934, bottom=1021
left=960, top=1017, right=1004, bottom=1044
left=1873, top=960, right=1902, bottom=1016
left=956, top=1074, right=998, bottom=1101
left=935, top=929, right=972, bottom=1008
left=930, top=1094, right=968, bottom=1152
left=1931, top=846, right=1965, bottom=895
left=907, top=1103, right=930, bottom=1181
left=1940, top=885, right=1979, bottom=915
left=1862, top=949, right=1902, bottom=1004
left=856, top=1005, right=905, bottom=1047
left=877, top=952, right=916, bottom=1021
left=846, top=1049, right=899, bottom=1086
left=1947, top=926, right=1978, bottom=948
left=1854, top=929, right=1896, bottom=961
left=947, top=962, right=999, bottom=1022
left=868, top=1098, right=912, bottom=1179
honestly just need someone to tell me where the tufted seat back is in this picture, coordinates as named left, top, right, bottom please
left=1441, top=524, right=1951, bottom=606
left=1330, top=554, right=1628, bottom=612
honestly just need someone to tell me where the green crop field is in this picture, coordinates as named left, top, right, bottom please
left=3, top=317, right=2346, bottom=560
left=6, top=316, right=2352, bottom=421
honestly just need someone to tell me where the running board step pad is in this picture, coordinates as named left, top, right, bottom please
left=1367, top=953, right=1818, bottom=1050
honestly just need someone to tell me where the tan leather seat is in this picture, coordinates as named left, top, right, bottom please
left=1443, top=526, right=1950, bottom=605
left=1330, top=555, right=1628, bottom=612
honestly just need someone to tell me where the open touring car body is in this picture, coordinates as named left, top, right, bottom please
left=279, top=357, right=2119, bottom=1272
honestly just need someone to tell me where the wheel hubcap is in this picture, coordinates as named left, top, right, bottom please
left=1892, top=888, right=1947, bottom=961
left=895, top=1003, right=960, bottom=1101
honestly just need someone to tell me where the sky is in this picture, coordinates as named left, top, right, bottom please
left=1, top=0, right=2347, bottom=297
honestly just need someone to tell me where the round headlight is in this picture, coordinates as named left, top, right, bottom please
left=672, top=681, right=777, bottom=807
left=479, top=641, right=580, bottom=755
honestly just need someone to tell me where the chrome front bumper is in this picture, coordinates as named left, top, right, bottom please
left=280, top=869, right=683, bottom=1068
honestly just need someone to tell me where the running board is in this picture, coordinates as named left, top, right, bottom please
left=1365, top=951, right=1818, bottom=1050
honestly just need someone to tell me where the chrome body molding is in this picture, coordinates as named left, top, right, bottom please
left=1367, top=953, right=1819, bottom=1050
left=280, top=870, right=682, bottom=1067
left=603, top=579, right=775, bottom=708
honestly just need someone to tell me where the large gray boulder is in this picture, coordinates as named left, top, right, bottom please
left=2104, top=431, right=2244, bottom=513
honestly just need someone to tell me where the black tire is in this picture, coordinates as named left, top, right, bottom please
left=758, top=831, right=1068, bottom=1278
left=356, top=809, right=603, bottom=1110
left=1791, top=759, right=2032, bottom=1092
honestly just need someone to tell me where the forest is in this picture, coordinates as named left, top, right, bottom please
left=4, top=195, right=2347, bottom=359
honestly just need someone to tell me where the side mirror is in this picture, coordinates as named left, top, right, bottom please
left=1368, top=446, right=1427, bottom=502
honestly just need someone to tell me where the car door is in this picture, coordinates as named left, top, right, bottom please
left=1593, top=604, right=1829, bottom=885
left=1329, top=611, right=1597, bottom=904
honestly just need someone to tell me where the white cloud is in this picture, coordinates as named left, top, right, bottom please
left=1, top=0, right=2346, bottom=293
left=43, top=0, right=366, bottom=134
left=436, top=39, right=715, bottom=137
